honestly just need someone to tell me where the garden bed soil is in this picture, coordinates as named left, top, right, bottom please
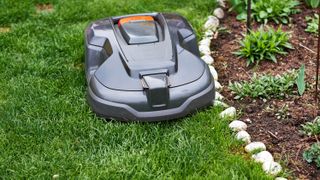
left=211, top=3, right=320, bottom=179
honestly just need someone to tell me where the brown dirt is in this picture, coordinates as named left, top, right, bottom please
left=36, top=3, right=54, bottom=13
left=0, top=27, right=10, bottom=33
left=211, top=3, right=320, bottom=179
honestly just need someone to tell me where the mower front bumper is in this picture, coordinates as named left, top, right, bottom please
left=87, top=81, right=214, bottom=122
left=87, top=68, right=215, bottom=122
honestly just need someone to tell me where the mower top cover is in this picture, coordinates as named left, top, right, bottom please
left=118, top=16, right=158, bottom=44
left=85, top=13, right=215, bottom=121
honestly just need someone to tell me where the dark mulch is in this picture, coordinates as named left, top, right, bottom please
left=211, top=3, right=320, bottom=179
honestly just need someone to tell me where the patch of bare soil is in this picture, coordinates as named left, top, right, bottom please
left=0, top=27, right=10, bottom=33
left=211, top=3, right=320, bottom=179
left=36, top=3, right=54, bottom=13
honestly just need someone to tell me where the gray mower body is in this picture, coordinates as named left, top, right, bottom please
left=85, top=12, right=215, bottom=121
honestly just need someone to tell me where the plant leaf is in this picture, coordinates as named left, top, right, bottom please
left=269, top=53, right=277, bottom=63
left=296, top=64, right=306, bottom=96
left=303, top=150, right=314, bottom=163
left=236, top=12, right=247, bottom=20
left=280, top=17, right=288, bottom=24
left=310, top=0, right=320, bottom=8
left=266, top=8, right=273, bottom=13
left=259, top=11, right=268, bottom=19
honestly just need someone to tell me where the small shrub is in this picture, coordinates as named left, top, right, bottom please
left=275, top=104, right=290, bottom=120
left=305, top=0, right=320, bottom=8
left=251, top=0, right=300, bottom=24
left=229, top=70, right=297, bottom=99
left=228, top=0, right=300, bottom=24
left=306, top=14, right=319, bottom=34
left=301, top=117, right=320, bottom=136
left=234, top=27, right=294, bottom=66
left=303, top=143, right=320, bottom=168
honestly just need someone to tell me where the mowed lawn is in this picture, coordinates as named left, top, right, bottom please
left=0, top=0, right=270, bottom=179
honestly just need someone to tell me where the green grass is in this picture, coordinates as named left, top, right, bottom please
left=0, top=0, right=271, bottom=179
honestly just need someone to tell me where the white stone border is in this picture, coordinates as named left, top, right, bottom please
left=198, top=2, right=286, bottom=179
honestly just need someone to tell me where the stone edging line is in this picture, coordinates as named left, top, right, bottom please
left=198, top=1, right=287, bottom=179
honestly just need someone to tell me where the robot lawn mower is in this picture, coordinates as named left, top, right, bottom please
left=85, top=12, right=215, bottom=121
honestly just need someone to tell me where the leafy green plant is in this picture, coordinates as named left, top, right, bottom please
left=229, top=70, right=298, bottom=99
left=305, top=0, right=320, bottom=8
left=228, top=0, right=300, bottom=24
left=228, top=0, right=247, bottom=20
left=301, top=117, right=320, bottom=136
left=234, top=27, right=294, bottom=66
left=306, top=14, right=319, bottom=34
left=251, top=0, right=300, bottom=24
left=275, top=104, right=290, bottom=120
left=303, top=143, right=320, bottom=168
left=296, top=64, right=306, bottom=96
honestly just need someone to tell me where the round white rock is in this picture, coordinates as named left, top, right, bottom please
left=236, top=130, right=251, bottom=143
left=214, top=100, right=229, bottom=108
left=199, top=38, right=211, bottom=47
left=219, top=107, right=236, bottom=118
left=262, top=161, right=282, bottom=176
left=199, top=44, right=211, bottom=55
left=229, top=120, right=247, bottom=132
left=204, top=16, right=219, bottom=31
left=245, top=142, right=266, bottom=153
left=213, top=8, right=225, bottom=19
left=201, top=55, right=214, bottom=65
left=252, top=151, right=274, bottom=164
left=275, top=177, right=287, bottom=180
left=209, top=66, right=218, bottom=80
left=215, top=81, right=222, bottom=90
left=215, top=91, right=224, bottom=100
left=217, top=0, right=226, bottom=7
left=204, top=30, right=214, bottom=38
